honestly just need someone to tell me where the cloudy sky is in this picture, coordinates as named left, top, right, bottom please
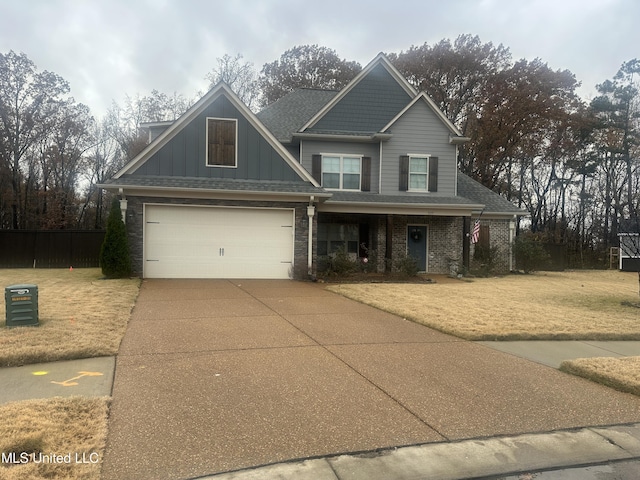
left=0, top=0, right=637, bottom=118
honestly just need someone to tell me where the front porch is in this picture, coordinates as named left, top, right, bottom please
left=316, top=212, right=465, bottom=274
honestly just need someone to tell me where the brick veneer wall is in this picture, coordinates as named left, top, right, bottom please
left=391, top=216, right=463, bottom=274
left=124, top=196, right=312, bottom=278
left=470, top=219, right=513, bottom=273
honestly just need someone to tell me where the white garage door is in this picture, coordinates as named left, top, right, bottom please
left=144, top=205, right=295, bottom=279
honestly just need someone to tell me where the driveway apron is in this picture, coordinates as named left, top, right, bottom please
left=101, top=280, right=640, bottom=480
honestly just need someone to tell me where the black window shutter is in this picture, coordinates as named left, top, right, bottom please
left=399, top=156, right=409, bottom=191
left=312, top=154, right=322, bottom=183
left=361, top=157, right=371, bottom=191
left=479, top=225, right=490, bottom=249
left=428, top=156, right=438, bottom=192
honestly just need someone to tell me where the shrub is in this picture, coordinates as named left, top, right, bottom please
left=318, top=247, right=359, bottom=276
left=514, top=231, right=550, bottom=273
left=472, top=244, right=502, bottom=277
left=100, top=199, right=132, bottom=278
left=395, top=252, right=420, bottom=277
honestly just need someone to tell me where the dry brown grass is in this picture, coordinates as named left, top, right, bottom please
left=0, top=269, right=137, bottom=480
left=327, top=270, right=639, bottom=341
left=0, top=396, right=109, bottom=480
left=560, top=357, right=640, bottom=397
left=0, top=269, right=139, bottom=367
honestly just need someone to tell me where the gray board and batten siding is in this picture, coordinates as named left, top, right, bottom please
left=130, top=95, right=303, bottom=183
left=307, top=63, right=412, bottom=134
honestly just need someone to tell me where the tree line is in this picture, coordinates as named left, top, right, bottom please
left=1, top=37, right=638, bottom=267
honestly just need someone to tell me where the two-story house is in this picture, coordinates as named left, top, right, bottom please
left=100, top=53, right=522, bottom=279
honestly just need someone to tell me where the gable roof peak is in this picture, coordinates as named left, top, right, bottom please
left=112, top=80, right=319, bottom=186
left=299, top=53, right=418, bottom=132
left=380, top=91, right=465, bottom=138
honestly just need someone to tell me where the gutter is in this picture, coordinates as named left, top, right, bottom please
left=96, top=183, right=332, bottom=202
left=292, top=132, right=393, bottom=143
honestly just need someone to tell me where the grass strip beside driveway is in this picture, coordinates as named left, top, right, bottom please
left=327, top=270, right=639, bottom=341
left=0, top=396, right=109, bottom=480
left=0, top=269, right=140, bottom=367
left=560, top=357, right=640, bottom=397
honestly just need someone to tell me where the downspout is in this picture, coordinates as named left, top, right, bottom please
left=307, top=197, right=315, bottom=277
left=379, top=141, right=383, bottom=193
left=118, top=188, right=127, bottom=224
left=509, top=216, right=516, bottom=271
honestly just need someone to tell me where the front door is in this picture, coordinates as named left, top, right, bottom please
left=407, top=225, right=427, bottom=272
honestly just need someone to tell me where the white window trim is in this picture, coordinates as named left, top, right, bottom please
left=321, top=153, right=363, bottom=191
left=407, top=154, right=431, bottom=192
left=205, top=117, right=238, bottom=168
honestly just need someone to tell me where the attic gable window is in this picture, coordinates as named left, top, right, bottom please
left=206, top=118, right=237, bottom=167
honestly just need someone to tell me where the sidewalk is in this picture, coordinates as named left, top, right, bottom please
left=479, top=340, right=640, bottom=368
left=0, top=356, right=114, bottom=404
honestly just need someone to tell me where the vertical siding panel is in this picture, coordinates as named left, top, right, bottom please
left=184, top=121, right=197, bottom=177
left=129, top=93, right=308, bottom=183
left=237, top=117, right=248, bottom=179
left=247, top=132, right=259, bottom=180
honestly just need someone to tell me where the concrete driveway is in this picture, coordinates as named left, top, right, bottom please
left=101, top=279, right=640, bottom=480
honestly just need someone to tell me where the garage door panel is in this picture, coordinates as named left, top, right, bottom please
left=144, top=205, right=295, bottom=279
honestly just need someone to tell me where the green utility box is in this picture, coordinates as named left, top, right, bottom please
left=5, top=284, right=39, bottom=327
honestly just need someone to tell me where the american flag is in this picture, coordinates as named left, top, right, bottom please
left=471, top=220, right=480, bottom=244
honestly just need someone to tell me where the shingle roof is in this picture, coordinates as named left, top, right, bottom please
left=101, top=175, right=327, bottom=195
left=326, top=191, right=478, bottom=206
left=456, top=172, right=525, bottom=215
left=256, top=89, right=338, bottom=143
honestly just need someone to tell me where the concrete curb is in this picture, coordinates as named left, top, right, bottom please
left=201, top=423, right=640, bottom=480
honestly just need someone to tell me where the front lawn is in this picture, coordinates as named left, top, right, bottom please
left=0, top=269, right=139, bottom=367
left=327, top=270, right=639, bottom=341
left=0, top=268, right=139, bottom=480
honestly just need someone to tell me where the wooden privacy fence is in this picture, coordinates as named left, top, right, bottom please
left=0, top=230, right=105, bottom=268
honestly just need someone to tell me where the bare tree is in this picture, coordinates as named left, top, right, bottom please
left=0, top=50, right=71, bottom=228
left=205, top=54, right=260, bottom=111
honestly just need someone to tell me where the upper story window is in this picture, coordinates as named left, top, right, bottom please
left=322, top=155, right=361, bottom=190
left=399, top=155, right=438, bottom=192
left=206, top=118, right=237, bottom=167
left=312, top=154, right=371, bottom=191
left=409, top=156, right=429, bottom=191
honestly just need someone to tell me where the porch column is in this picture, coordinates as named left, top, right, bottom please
left=462, top=216, right=470, bottom=271
left=307, top=204, right=315, bottom=275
